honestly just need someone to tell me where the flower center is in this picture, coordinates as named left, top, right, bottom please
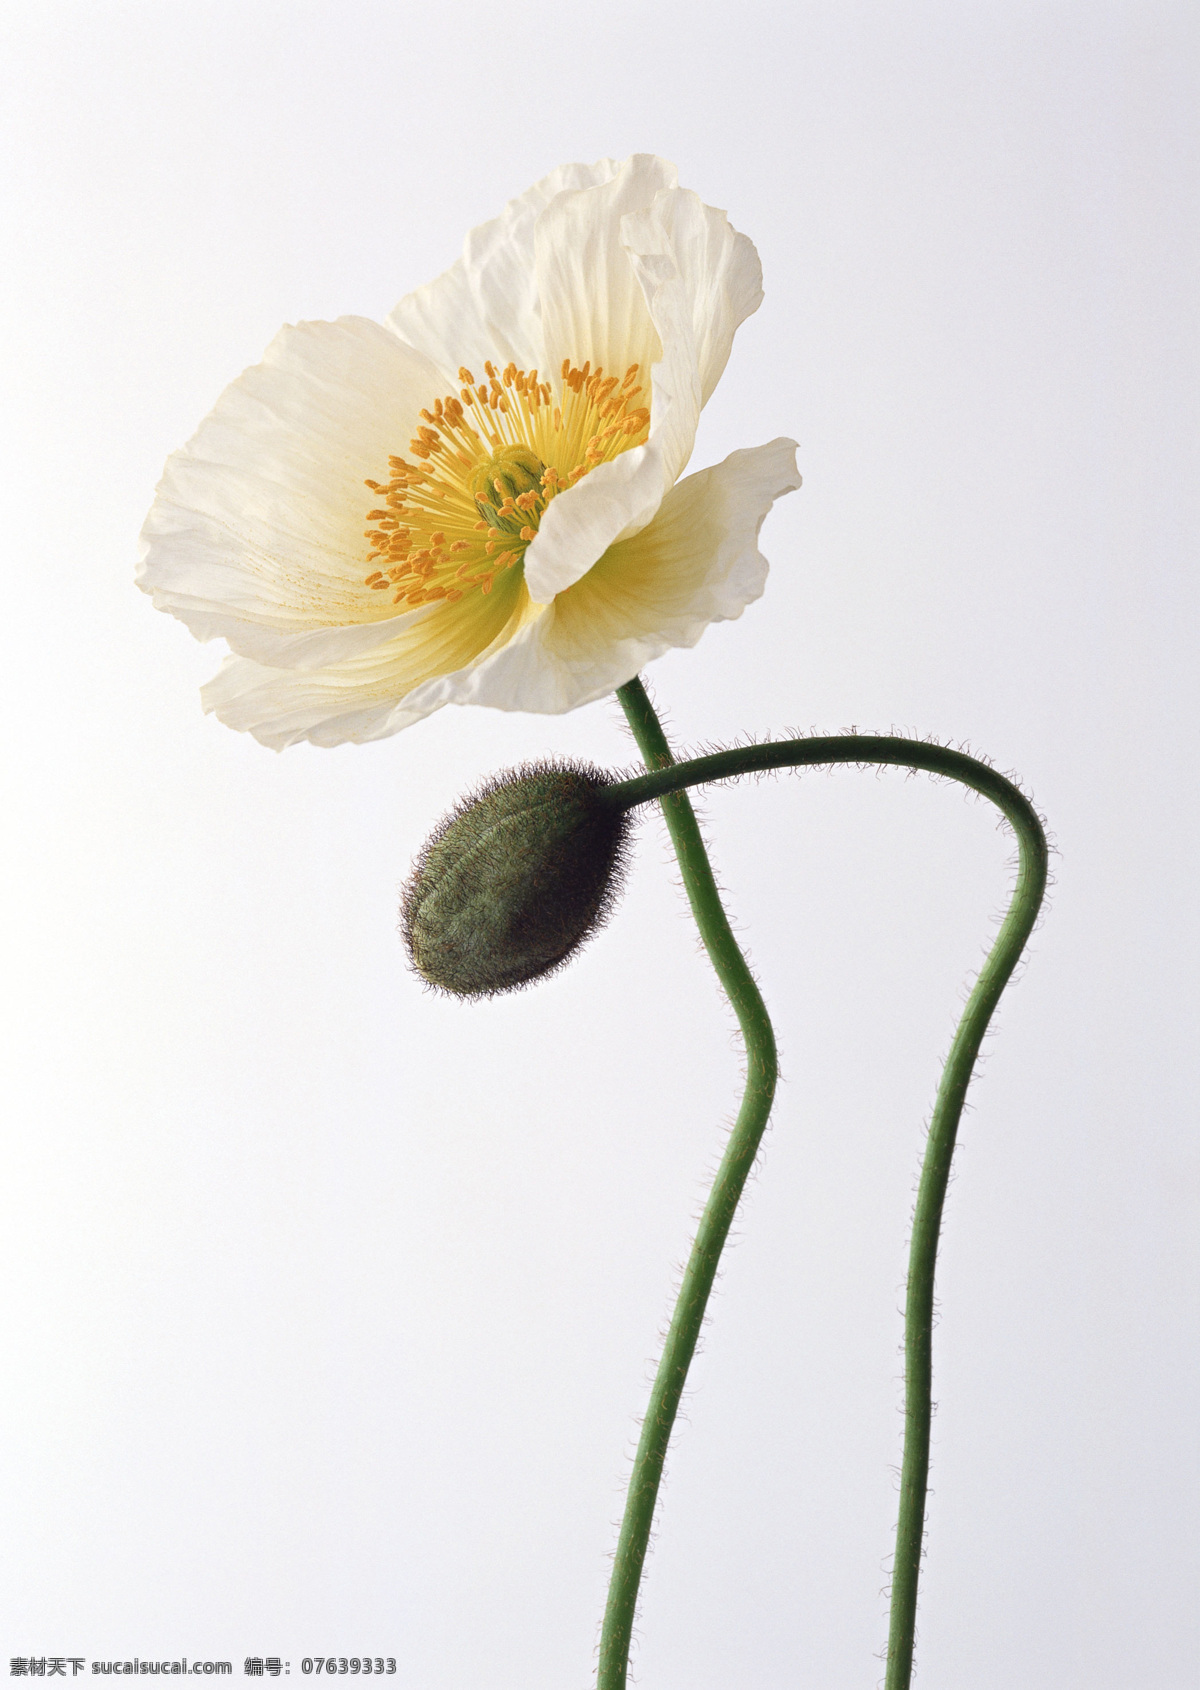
left=362, top=359, right=650, bottom=607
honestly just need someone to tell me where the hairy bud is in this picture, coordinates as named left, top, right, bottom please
left=401, top=762, right=631, bottom=997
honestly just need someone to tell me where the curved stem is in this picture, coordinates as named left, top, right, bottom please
left=600, top=703, right=1049, bottom=1690
left=597, top=678, right=779, bottom=1690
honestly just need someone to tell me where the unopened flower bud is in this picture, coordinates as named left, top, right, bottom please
left=401, top=762, right=631, bottom=997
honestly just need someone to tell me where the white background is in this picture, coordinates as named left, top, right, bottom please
left=1, top=3, right=1196, bottom=1686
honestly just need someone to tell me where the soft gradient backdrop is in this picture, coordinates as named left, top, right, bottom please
left=1, top=3, right=1196, bottom=1686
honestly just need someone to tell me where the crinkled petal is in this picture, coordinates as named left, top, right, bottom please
left=200, top=564, right=530, bottom=750
left=524, top=177, right=763, bottom=604
left=532, top=154, right=677, bottom=382
left=426, top=438, right=801, bottom=716
left=629, top=186, right=764, bottom=408
left=202, top=653, right=444, bottom=750
left=138, top=317, right=449, bottom=667
left=385, top=158, right=630, bottom=382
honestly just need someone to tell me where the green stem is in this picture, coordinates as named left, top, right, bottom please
left=598, top=677, right=779, bottom=1690
left=599, top=695, right=1049, bottom=1690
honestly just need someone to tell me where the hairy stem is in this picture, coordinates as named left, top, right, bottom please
left=597, top=677, right=779, bottom=1690
left=599, top=700, right=1048, bottom=1690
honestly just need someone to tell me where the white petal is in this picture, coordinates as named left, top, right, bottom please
left=626, top=186, right=763, bottom=407
left=436, top=438, right=801, bottom=715
left=201, top=568, right=531, bottom=750
left=138, top=317, right=450, bottom=667
left=386, top=158, right=631, bottom=381
left=202, top=652, right=442, bottom=750
left=524, top=180, right=764, bottom=604
left=533, top=154, right=677, bottom=380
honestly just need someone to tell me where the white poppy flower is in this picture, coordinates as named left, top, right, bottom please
left=138, top=155, right=801, bottom=750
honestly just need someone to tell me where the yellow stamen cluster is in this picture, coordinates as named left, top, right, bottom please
left=362, top=357, right=650, bottom=608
